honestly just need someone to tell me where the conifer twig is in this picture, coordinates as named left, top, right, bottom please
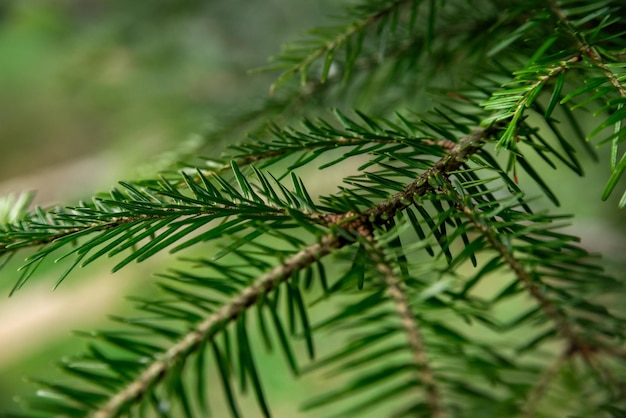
left=450, top=194, right=579, bottom=344
left=549, top=0, right=626, bottom=99
left=0, top=214, right=158, bottom=255
left=91, top=126, right=493, bottom=417
left=362, top=126, right=491, bottom=224
left=439, top=178, right=612, bottom=362
left=4, top=2, right=626, bottom=416
left=366, top=233, right=443, bottom=418
left=90, top=233, right=341, bottom=418
left=309, top=128, right=493, bottom=230
left=269, top=0, right=413, bottom=94
left=442, top=179, right=626, bottom=408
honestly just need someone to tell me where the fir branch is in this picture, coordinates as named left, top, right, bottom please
left=90, top=233, right=341, bottom=418
left=227, top=131, right=410, bottom=165
left=549, top=0, right=626, bottom=99
left=0, top=117, right=489, bottom=295
left=441, top=179, right=588, bottom=354
left=4, top=3, right=626, bottom=417
left=0, top=171, right=306, bottom=292
left=165, top=120, right=458, bottom=201
left=89, top=125, right=493, bottom=417
left=308, top=126, right=492, bottom=230
left=548, top=0, right=626, bottom=205
left=267, top=0, right=415, bottom=94
left=0, top=213, right=155, bottom=254
left=157, top=119, right=473, bottom=225
left=481, top=54, right=581, bottom=146
left=366, top=234, right=443, bottom=418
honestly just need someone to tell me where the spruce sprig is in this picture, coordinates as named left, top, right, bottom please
left=1, top=1, right=625, bottom=417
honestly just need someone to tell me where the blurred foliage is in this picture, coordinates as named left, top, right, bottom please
left=0, top=0, right=333, bottom=180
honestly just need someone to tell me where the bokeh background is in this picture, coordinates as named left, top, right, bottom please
left=0, top=1, right=624, bottom=416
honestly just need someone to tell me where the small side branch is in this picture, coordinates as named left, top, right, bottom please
left=450, top=194, right=578, bottom=344
left=90, top=234, right=341, bottom=418
left=270, top=0, right=412, bottom=94
left=365, top=234, right=443, bottom=418
left=0, top=213, right=156, bottom=256
left=439, top=179, right=625, bottom=413
left=367, top=127, right=491, bottom=222
left=0, top=132, right=467, bottom=257
left=549, top=0, right=626, bottom=98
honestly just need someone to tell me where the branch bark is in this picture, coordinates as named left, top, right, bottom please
left=366, top=234, right=443, bottom=418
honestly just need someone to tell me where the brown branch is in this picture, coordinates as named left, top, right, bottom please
left=365, top=233, right=443, bottom=418
left=363, top=126, right=491, bottom=223
left=439, top=177, right=626, bottom=370
left=90, top=233, right=342, bottom=418
left=314, top=126, right=495, bottom=229
left=1, top=117, right=475, bottom=258
left=449, top=192, right=579, bottom=344
left=438, top=173, right=626, bottom=410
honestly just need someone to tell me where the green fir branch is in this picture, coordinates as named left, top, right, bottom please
left=264, top=0, right=420, bottom=94
left=34, top=125, right=496, bottom=417
left=437, top=175, right=622, bottom=373
left=2, top=2, right=626, bottom=418
left=89, top=234, right=340, bottom=418
left=481, top=54, right=582, bottom=147
left=365, top=233, right=443, bottom=418
left=548, top=0, right=626, bottom=206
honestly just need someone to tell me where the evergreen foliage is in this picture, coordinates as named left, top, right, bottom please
left=1, top=0, right=625, bottom=417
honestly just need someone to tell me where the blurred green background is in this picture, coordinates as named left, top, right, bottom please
left=0, top=0, right=336, bottom=196
left=0, top=1, right=624, bottom=416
